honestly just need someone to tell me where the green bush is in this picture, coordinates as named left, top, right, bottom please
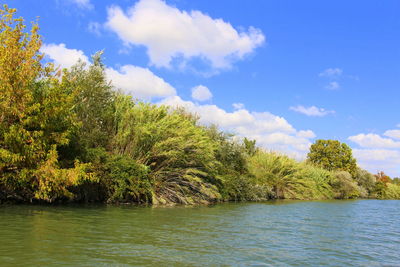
left=112, top=99, right=221, bottom=204
left=331, top=171, right=360, bottom=199
left=105, top=156, right=152, bottom=203
left=380, top=183, right=400, bottom=199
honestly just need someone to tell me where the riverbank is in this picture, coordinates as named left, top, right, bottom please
left=1, top=5, right=400, bottom=206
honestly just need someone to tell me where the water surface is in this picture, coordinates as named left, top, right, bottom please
left=1, top=200, right=399, bottom=266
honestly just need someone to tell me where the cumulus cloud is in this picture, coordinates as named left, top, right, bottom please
left=105, top=65, right=176, bottom=99
left=348, top=133, right=400, bottom=149
left=290, top=105, right=335, bottom=117
left=349, top=130, right=400, bottom=177
left=191, top=85, right=212, bottom=101
left=41, top=43, right=175, bottom=100
left=325, top=81, right=340, bottom=90
left=160, top=96, right=315, bottom=158
left=319, top=68, right=343, bottom=78
left=41, top=43, right=89, bottom=69
left=353, top=149, right=400, bottom=177
left=105, top=0, right=265, bottom=70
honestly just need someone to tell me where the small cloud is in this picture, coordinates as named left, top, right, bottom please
left=325, top=81, right=340, bottom=90
left=41, top=43, right=89, bottom=69
left=70, top=0, right=93, bottom=10
left=191, top=85, right=212, bottom=102
left=88, top=22, right=102, bottom=36
left=397, top=124, right=400, bottom=128
left=290, top=105, right=335, bottom=117
left=232, top=103, right=245, bottom=110
left=319, top=68, right=343, bottom=78
left=106, top=65, right=176, bottom=100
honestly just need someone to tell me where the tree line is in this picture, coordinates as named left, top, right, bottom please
left=1, top=5, right=399, bottom=204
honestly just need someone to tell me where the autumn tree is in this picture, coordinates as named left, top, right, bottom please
left=0, top=5, right=94, bottom=202
left=307, top=139, right=357, bottom=177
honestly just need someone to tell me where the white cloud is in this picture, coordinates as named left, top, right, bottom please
left=384, top=130, right=400, bottom=140
left=232, top=103, right=245, bottom=110
left=325, top=81, right=340, bottom=90
left=297, top=130, right=316, bottom=139
left=41, top=43, right=89, bottom=69
left=160, top=96, right=315, bottom=158
left=106, top=65, right=176, bottom=100
left=70, top=0, right=93, bottom=10
left=290, top=105, right=335, bottom=117
left=319, top=68, right=343, bottom=91
left=349, top=130, right=400, bottom=177
left=319, top=68, right=343, bottom=78
left=41, top=43, right=175, bottom=100
left=191, top=85, right=212, bottom=101
left=105, top=0, right=265, bottom=70
left=353, top=149, right=400, bottom=177
left=348, top=133, right=400, bottom=149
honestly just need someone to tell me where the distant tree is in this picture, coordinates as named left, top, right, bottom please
left=307, top=139, right=357, bottom=177
left=375, top=171, right=392, bottom=184
left=331, top=171, right=360, bottom=199
left=354, top=168, right=376, bottom=196
left=373, top=171, right=393, bottom=199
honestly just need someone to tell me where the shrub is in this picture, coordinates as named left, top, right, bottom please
left=331, top=171, right=360, bottom=199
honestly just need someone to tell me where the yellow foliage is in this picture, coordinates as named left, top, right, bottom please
left=34, top=147, right=97, bottom=202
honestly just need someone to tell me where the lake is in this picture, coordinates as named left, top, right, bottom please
left=0, top=200, right=399, bottom=266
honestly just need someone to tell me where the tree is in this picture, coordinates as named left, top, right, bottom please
left=331, top=171, right=360, bottom=199
left=0, top=5, right=95, bottom=202
left=353, top=168, right=376, bottom=197
left=307, top=139, right=357, bottom=177
left=57, top=53, right=115, bottom=162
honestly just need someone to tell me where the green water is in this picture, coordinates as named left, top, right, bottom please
left=0, top=200, right=399, bottom=266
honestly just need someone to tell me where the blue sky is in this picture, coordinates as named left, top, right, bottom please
left=8, top=0, right=400, bottom=176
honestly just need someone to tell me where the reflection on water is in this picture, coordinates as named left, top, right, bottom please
left=1, top=200, right=399, bottom=266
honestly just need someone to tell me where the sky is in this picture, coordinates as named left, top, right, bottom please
left=7, top=0, right=400, bottom=176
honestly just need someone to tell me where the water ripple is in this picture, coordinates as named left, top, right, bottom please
left=0, top=200, right=400, bottom=266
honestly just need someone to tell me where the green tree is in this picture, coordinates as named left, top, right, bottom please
left=206, top=127, right=255, bottom=201
left=353, top=168, right=376, bottom=197
left=57, top=53, right=115, bottom=165
left=331, top=171, right=360, bottom=199
left=307, top=139, right=357, bottom=177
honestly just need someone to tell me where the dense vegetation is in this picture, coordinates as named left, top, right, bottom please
left=1, top=5, right=399, bottom=204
